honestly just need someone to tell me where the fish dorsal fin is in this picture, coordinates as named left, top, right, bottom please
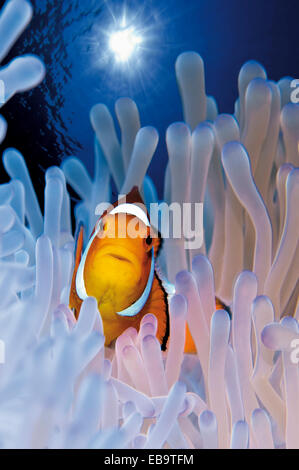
left=95, top=188, right=144, bottom=222
left=108, top=187, right=146, bottom=212
left=124, top=186, right=145, bottom=205
left=112, top=186, right=149, bottom=223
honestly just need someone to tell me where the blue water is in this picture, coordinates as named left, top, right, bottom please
left=1, top=0, right=298, bottom=198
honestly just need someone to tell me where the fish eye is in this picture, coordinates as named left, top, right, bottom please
left=146, top=235, right=152, bottom=246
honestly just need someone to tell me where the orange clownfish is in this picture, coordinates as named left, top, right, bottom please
left=69, top=187, right=226, bottom=353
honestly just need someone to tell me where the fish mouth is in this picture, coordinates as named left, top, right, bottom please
left=109, top=253, right=130, bottom=262
left=97, top=244, right=140, bottom=266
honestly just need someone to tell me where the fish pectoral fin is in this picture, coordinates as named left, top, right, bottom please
left=141, top=271, right=169, bottom=351
left=184, top=297, right=232, bottom=354
left=69, top=223, right=84, bottom=318
left=184, top=324, right=197, bottom=354
left=216, top=297, right=232, bottom=318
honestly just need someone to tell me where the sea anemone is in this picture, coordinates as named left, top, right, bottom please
left=0, top=0, right=45, bottom=144
left=0, top=1, right=299, bottom=450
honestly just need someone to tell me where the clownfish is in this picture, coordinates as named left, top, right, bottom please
left=69, top=187, right=226, bottom=353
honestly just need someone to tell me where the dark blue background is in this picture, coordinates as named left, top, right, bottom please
left=1, top=0, right=298, bottom=201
